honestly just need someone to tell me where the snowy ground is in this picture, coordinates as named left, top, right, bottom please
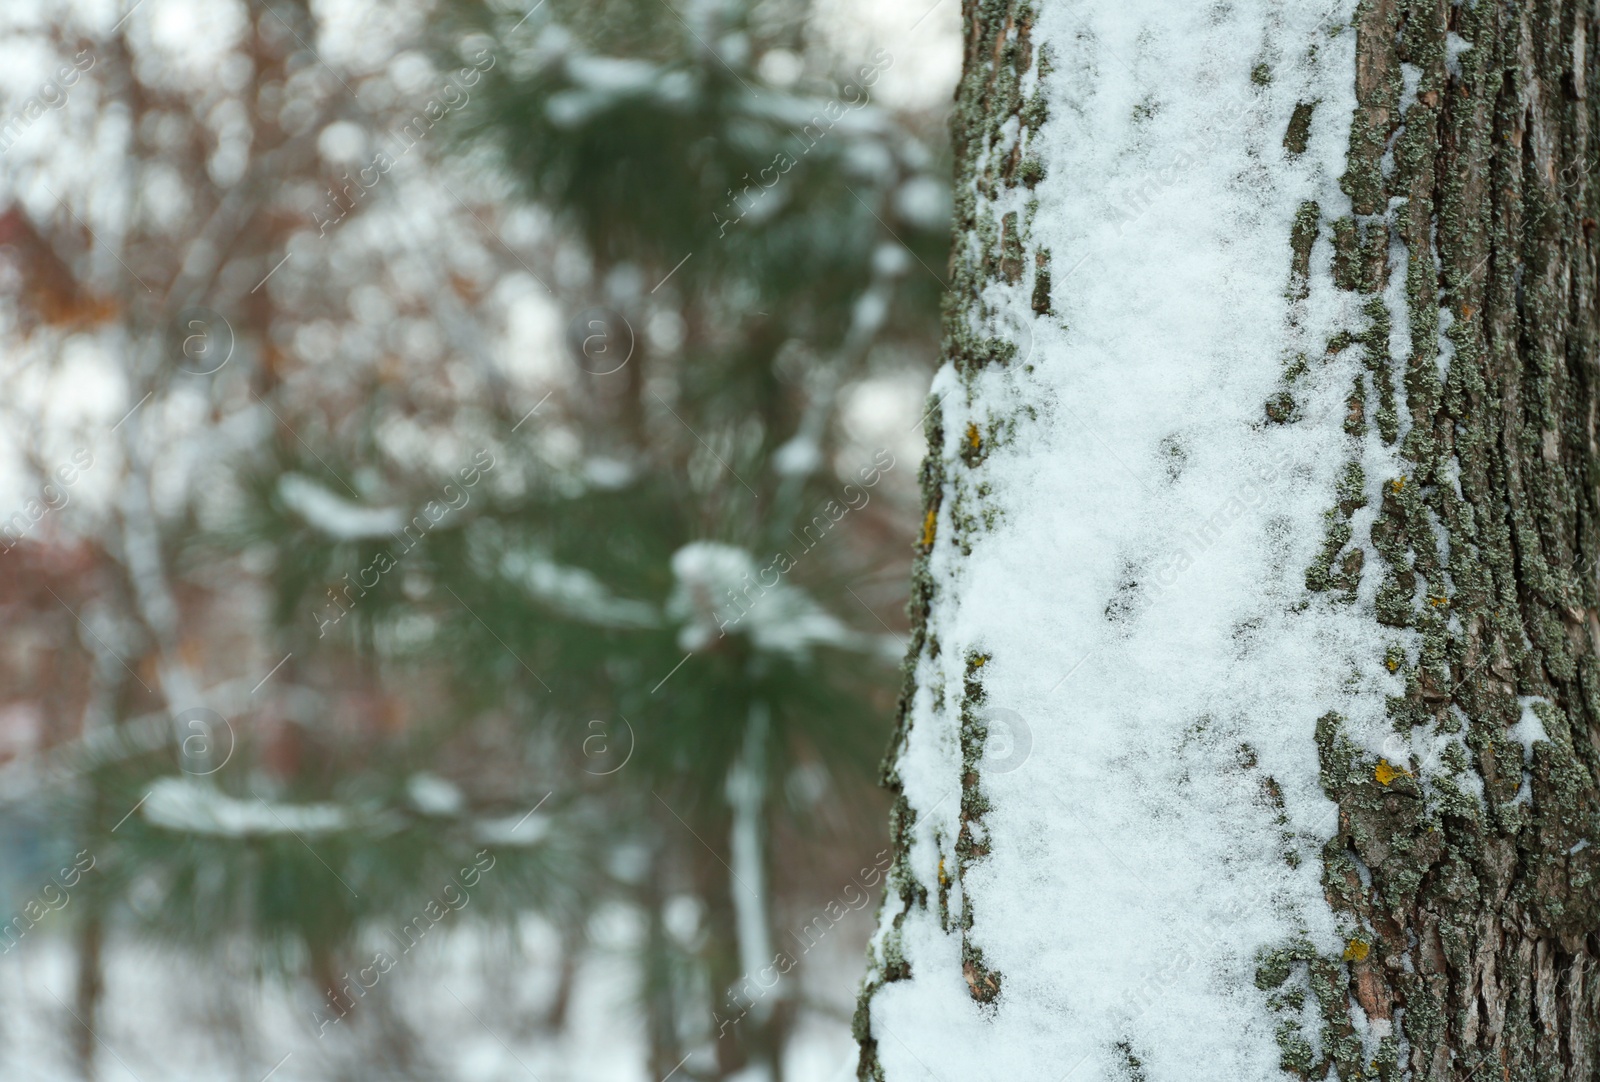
left=0, top=915, right=866, bottom=1082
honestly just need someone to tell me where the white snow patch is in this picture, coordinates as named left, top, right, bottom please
left=1436, top=305, right=1457, bottom=380
left=142, top=776, right=349, bottom=837
left=667, top=542, right=869, bottom=658
left=584, top=456, right=636, bottom=489
left=773, top=435, right=824, bottom=477
left=1445, top=32, right=1473, bottom=80
left=277, top=473, right=405, bottom=540
left=1453, top=758, right=1487, bottom=805
left=1512, top=696, right=1552, bottom=764
left=499, top=548, right=660, bottom=629
left=474, top=812, right=551, bottom=847
left=1398, top=62, right=1422, bottom=113
left=406, top=772, right=464, bottom=816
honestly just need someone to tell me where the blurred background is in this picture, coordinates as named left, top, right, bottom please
left=0, top=0, right=957, bottom=1079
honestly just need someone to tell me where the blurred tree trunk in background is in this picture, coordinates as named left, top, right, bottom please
left=70, top=900, right=103, bottom=1080
left=854, top=0, right=1600, bottom=1077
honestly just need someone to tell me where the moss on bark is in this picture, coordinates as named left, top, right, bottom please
left=853, top=1, right=1048, bottom=1075
left=1283, top=0, right=1600, bottom=1075
left=862, top=1, right=1600, bottom=1075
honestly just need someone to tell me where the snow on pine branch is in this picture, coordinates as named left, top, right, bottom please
left=277, top=473, right=406, bottom=540
left=668, top=541, right=894, bottom=660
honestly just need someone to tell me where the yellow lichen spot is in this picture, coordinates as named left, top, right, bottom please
left=1343, top=939, right=1370, bottom=963
left=1429, top=595, right=1449, bottom=607
left=920, top=508, right=937, bottom=548
left=1389, top=477, right=1405, bottom=494
left=938, top=857, right=948, bottom=885
left=1374, top=758, right=1412, bottom=786
left=971, top=655, right=987, bottom=668
left=1385, top=657, right=1400, bottom=672
left=966, top=423, right=981, bottom=450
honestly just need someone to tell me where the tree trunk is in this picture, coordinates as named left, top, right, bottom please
left=72, top=911, right=103, bottom=1082
left=642, top=842, right=687, bottom=1081
left=854, top=0, right=1600, bottom=1078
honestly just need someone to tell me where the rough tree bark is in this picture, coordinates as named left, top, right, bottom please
left=855, top=0, right=1600, bottom=1078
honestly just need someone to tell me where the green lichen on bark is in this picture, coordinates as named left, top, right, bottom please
left=954, top=652, right=1003, bottom=1003
left=1285, top=100, right=1318, bottom=156
left=857, top=399, right=943, bottom=1079
left=1031, top=247, right=1052, bottom=314
left=1289, top=199, right=1322, bottom=299
left=1290, top=0, right=1600, bottom=1075
left=854, top=2, right=1048, bottom=1074
left=945, top=0, right=1051, bottom=382
left=1305, top=461, right=1367, bottom=601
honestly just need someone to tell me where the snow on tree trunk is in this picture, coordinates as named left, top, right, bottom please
left=854, top=0, right=1600, bottom=1078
